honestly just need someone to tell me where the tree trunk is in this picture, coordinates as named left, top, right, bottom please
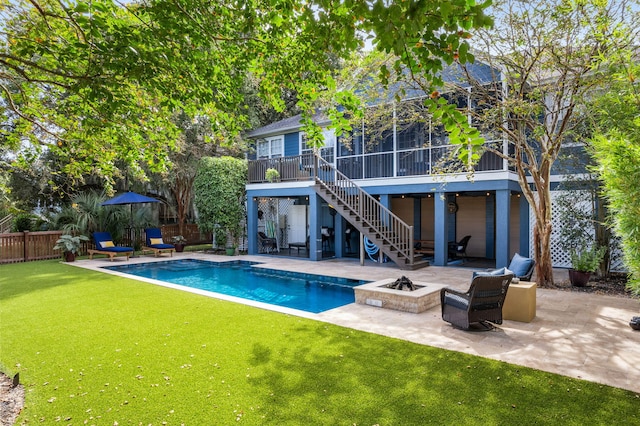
left=533, top=221, right=554, bottom=286
left=521, top=165, right=555, bottom=287
left=171, top=175, right=194, bottom=237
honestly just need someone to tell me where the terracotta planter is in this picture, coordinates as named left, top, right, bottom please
left=174, top=243, right=185, bottom=253
left=64, top=252, right=76, bottom=262
left=568, top=269, right=591, bottom=287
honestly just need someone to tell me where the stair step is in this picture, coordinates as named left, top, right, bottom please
left=314, top=167, right=418, bottom=270
left=403, top=259, right=430, bottom=270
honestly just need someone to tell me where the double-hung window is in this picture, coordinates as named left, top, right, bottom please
left=300, top=128, right=336, bottom=160
left=257, top=136, right=284, bottom=159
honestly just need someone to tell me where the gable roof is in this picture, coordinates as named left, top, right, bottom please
left=246, top=60, right=500, bottom=139
left=246, top=111, right=331, bottom=139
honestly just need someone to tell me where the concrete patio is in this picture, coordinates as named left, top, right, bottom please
left=74, top=252, right=640, bottom=394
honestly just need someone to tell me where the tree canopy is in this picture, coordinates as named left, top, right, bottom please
left=442, top=0, right=640, bottom=285
left=1, top=0, right=492, bottom=191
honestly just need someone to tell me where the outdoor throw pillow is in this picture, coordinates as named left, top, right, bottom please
left=150, top=238, right=164, bottom=245
left=508, top=253, right=534, bottom=277
left=101, top=241, right=115, bottom=248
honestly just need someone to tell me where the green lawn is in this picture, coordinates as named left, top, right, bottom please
left=1, top=260, right=638, bottom=425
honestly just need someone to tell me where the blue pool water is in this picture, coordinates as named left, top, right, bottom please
left=104, top=259, right=368, bottom=313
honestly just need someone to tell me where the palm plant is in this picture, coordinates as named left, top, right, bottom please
left=52, top=191, right=154, bottom=243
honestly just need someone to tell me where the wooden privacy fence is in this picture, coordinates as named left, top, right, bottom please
left=1, top=225, right=213, bottom=264
left=159, top=224, right=212, bottom=244
left=0, top=231, right=67, bottom=264
left=122, top=224, right=213, bottom=247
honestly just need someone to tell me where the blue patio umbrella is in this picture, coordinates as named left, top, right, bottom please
left=101, top=191, right=161, bottom=234
left=101, top=191, right=161, bottom=207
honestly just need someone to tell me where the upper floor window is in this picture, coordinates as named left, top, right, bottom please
left=300, top=128, right=336, bottom=152
left=300, top=128, right=336, bottom=163
left=363, top=105, right=394, bottom=154
left=257, top=136, right=283, bottom=159
left=396, top=99, right=429, bottom=150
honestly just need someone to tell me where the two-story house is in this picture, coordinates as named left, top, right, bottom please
left=245, top=64, right=538, bottom=270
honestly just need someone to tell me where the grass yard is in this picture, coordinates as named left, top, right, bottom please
left=1, top=260, right=638, bottom=425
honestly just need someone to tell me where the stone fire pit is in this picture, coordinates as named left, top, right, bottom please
left=354, top=278, right=447, bottom=313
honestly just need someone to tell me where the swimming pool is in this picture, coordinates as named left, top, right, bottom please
left=104, top=259, right=368, bottom=313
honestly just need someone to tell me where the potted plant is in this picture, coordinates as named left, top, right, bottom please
left=265, top=168, right=280, bottom=183
left=53, top=234, right=90, bottom=262
left=569, top=245, right=606, bottom=287
left=216, top=231, right=235, bottom=256
left=171, top=235, right=187, bottom=252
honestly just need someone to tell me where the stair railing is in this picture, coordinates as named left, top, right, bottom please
left=0, top=214, right=13, bottom=234
left=313, top=154, right=414, bottom=264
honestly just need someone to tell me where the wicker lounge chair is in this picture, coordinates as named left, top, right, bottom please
left=142, top=228, right=175, bottom=257
left=258, top=231, right=277, bottom=253
left=88, top=232, right=134, bottom=261
left=440, top=272, right=513, bottom=330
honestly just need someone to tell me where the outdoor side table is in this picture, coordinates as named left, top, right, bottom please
left=503, top=282, right=536, bottom=322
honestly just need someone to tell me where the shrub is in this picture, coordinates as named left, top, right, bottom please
left=194, top=157, right=247, bottom=248
left=12, top=213, right=35, bottom=232
left=570, top=245, right=606, bottom=273
left=53, top=234, right=90, bottom=254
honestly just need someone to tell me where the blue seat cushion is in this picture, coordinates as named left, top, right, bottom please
left=508, top=253, right=534, bottom=278
left=149, top=243, right=175, bottom=249
left=444, top=293, right=469, bottom=310
left=99, top=246, right=133, bottom=253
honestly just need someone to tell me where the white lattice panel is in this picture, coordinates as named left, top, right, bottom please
left=529, top=190, right=626, bottom=271
left=257, top=198, right=296, bottom=250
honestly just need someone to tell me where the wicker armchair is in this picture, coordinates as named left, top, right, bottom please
left=440, top=273, right=513, bottom=330
left=257, top=231, right=277, bottom=253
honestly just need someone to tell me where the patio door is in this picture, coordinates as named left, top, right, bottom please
left=289, top=205, right=307, bottom=243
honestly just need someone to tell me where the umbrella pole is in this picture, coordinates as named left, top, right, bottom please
left=130, top=204, right=137, bottom=258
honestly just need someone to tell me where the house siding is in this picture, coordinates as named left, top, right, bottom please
left=391, top=198, right=414, bottom=230
left=420, top=197, right=435, bottom=240
left=456, top=196, right=487, bottom=258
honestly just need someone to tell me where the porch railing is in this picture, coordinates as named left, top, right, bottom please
left=248, top=152, right=315, bottom=183
left=248, top=143, right=504, bottom=184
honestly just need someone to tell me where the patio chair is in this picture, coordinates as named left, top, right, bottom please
left=142, top=228, right=175, bottom=257
left=258, top=231, right=277, bottom=253
left=440, top=271, right=513, bottom=330
left=88, top=232, right=134, bottom=261
left=507, top=253, right=535, bottom=281
left=288, top=235, right=309, bottom=254
left=448, top=235, right=471, bottom=261
left=321, top=227, right=334, bottom=250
